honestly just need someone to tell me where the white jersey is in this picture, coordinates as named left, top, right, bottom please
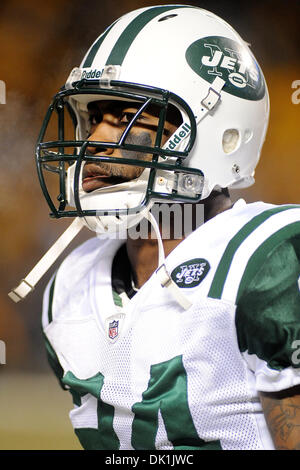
left=42, top=199, right=300, bottom=450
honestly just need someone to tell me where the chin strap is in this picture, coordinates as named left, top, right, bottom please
left=8, top=218, right=84, bottom=303
left=145, top=212, right=192, bottom=311
left=8, top=212, right=191, bottom=310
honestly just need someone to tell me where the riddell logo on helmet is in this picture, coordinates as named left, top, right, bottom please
left=81, top=69, right=103, bottom=79
left=167, top=123, right=191, bottom=150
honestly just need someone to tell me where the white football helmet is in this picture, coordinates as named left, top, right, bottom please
left=36, top=4, right=269, bottom=234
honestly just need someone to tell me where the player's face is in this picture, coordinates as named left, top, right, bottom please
left=82, top=100, right=181, bottom=192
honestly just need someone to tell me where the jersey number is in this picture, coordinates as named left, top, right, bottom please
left=63, top=355, right=221, bottom=450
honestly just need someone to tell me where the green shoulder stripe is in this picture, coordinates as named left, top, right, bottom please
left=105, top=5, right=191, bottom=67
left=235, top=237, right=300, bottom=371
left=236, top=221, right=300, bottom=304
left=208, top=205, right=300, bottom=300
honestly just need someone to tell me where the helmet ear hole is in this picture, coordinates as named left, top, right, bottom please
left=222, top=129, right=240, bottom=154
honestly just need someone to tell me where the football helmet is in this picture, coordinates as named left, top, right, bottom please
left=36, top=4, right=269, bottom=234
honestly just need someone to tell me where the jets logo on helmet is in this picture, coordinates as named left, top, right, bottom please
left=186, top=36, right=265, bottom=100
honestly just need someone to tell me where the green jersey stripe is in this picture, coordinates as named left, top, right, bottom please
left=48, top=276, right=56, bottom=324
left=236, top=221, right=300, bottom=304
left=105, top=5, right=189, bottom=67
left=208, top=205, right=300, bottom=300
left=82, top=20, right=118, bottom=68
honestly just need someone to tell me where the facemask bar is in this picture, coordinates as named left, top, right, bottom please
left=36, top=80, right=202, bottom=218
left=57, top=100, right=79, bottom=211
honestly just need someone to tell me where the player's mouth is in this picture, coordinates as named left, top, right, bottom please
left=82, top=163, right=128, bottom=192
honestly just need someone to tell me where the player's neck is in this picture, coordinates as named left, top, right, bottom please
left=126, top=191, right=233, bottom=289
left=203, top=189, right=233, bottom=222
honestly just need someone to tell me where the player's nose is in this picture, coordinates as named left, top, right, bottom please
left=87, top=120, right=115, bottom=155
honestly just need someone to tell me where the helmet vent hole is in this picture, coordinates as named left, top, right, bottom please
left=222, top=129, right=240, bottom=154
left=158, top=14, right=178, bottom=22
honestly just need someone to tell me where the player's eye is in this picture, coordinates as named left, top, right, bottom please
left=119, top=111, right=145, bottom=124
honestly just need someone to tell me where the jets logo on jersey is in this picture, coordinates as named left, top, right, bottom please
left=171, top=258, right=210, bottom=288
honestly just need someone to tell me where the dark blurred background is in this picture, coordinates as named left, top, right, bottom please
left=0, top=0, right=299, bottom=449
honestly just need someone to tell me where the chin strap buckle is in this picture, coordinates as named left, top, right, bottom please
left=201, top=86, right=222, bottom=111
left=156, top=264, right=192, bottom=311
left=156, top=264, right=173, bottom=287
left=197, top=76, right=225, bottom=122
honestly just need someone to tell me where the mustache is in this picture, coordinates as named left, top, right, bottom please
left=82, top=161, right=125, bottom=179
left=82, top=148, right=123, bottom=178
left=83, top=148, right=147, bottom=180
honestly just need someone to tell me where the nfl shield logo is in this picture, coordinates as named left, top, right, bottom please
left=108, top=320, right=119, bottom=340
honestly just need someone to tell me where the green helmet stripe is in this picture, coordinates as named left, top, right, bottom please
left=82, top=20, right=118, bottom=68
left=105, top=5, right=190, bottom=66
left=208, top=205, right=300, bottom=300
